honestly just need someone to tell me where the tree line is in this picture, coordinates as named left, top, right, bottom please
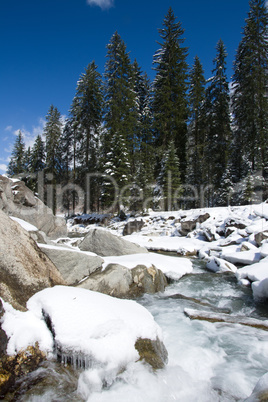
left=7, top=1, right=268, bottom=213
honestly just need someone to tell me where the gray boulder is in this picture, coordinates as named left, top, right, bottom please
left=39, top=245, right=104, bottom=285
left=0, top=175, right=67, bottom=239
left=78, top=228, right=148, bottom=256
left=0, top=210, right=65, bottom=310
left=77, top=263, right=167, bottom=298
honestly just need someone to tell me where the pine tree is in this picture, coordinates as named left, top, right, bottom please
left=30, top=135, right=46, bottom=173
left=44, top=105, right=63, bottom=177
left=157, top=140, right=182, bottom=210
left=101, top=32, right=136, bottom=208
left=232, top=0, right=268, bottom=182
left=43, top=105, right=63, bottom=213
left=153, top=7, right=188, bottom=178
left=7, top=130, right=26, bottom=176
left=69, top=61, right=103, bottom=211
left=186, top=56, right=206, bottom=200
left=204, top=39, right=232, bottom=201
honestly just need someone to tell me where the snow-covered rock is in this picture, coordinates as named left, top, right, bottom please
left=102, top=252, right=193, bottom=281
left=206, top=257, right=237, bottom=273
left=236, top=257, right=268, bottom=283
left=27, top=286, right=168, bottom=370
left=252, top=278, right=268, bottom=300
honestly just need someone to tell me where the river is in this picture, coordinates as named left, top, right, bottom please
left=8, top=258, right=268, bottom=401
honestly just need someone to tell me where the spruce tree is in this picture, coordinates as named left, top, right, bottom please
left=204, top=39, right=232, bottom=202
left=153, top=7, right=188, bottom=178
left=44, top=105, right=63, bottom=177
left=70, top=61, right=103, bottom=211
left=157, top=140, right=182, bottom=210
left=101, top=32, right=135, bottom=208
left=30, top=135, right=46, bottom=173
left=186, top=56, right=206, bottom=201
left=7, top=130, right=26, bottom=176
left=232, top=0, right=268, bottom=181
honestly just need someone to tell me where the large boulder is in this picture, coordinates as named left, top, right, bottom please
left=77, top=263, right=167, bottom=298
left=39, top=244, right=104, bottom=285
left=0, top=175, right=67, bottom=238
left=78, top=228, right=148, bottom=256
left=0, top=210, right=65, bottom=310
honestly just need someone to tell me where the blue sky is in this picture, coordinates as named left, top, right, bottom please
left=0, top=0, right=252, bottom=174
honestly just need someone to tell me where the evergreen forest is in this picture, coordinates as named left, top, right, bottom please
left=7, top=0, right=268, bottom=214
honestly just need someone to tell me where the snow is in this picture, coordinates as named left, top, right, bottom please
left=236, top=257, right=268, bottom=283
left=10, top=216, right=38, bottom=232
left=1, top=299, right=53, bottom=355
left=206, top=256, right=237, bottom=273
left=102, top=253, right=193, bottom=280
left=124, top=234, right=205, bottom=255
left=254, top=202, right=268, bottom=220
left=27, top=286, right=163, bottom=370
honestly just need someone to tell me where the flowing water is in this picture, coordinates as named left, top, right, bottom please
left=7, top=259, right=268, bottom=401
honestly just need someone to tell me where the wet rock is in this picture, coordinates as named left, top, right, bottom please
left=0, top=343, right=46, bottom=399
left=78, top=228, right=148, bottom=256
left=135, top=337, right=168, bottom=370
left=123, top=219, right=144, bottom=236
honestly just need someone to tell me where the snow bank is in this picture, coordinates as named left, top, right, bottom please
left=102, top=253, right=193, bottom=280
left=252, top=278, right=268, bottom=300
left=27, top=286, right=163, bottom=370
left=254, top=203, right=268, bottom=220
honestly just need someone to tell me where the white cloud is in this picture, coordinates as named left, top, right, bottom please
left=0, top=164, right=7, bottom=174
left=5, top=125, right=13, bottom=132
left=86, top=0, right=114, bottom=10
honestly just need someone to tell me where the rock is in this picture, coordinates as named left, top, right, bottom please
left=202, top=226, right=216, bottom=242
left=245, top=372, right=268, bottom=402
left=77, top=264, right=133, bottom=298
left=0, top=300, right=8, bottom=357
left=0, top=210, right=65, bottom=310
left=180, top=212, right=210, bottom=236
left=78, top=228, right=148, bottom=256
left=77, top=263, right=167, bottom=298
left=135, top=337, right=168, bottom=370
left=39, top=244, right=104, bottom=285
left=0, top=175, right=67, bottom=238
left=0, top=342, right=46, bottom=399
left=224, top=217, right=247, bottom=230
left=255, top=231, right=268, bottom=247
left=206, top=257, right=237, bottom=273
left=123, top=219, right=144, bottom=236
left=184, top=308, right=268, bottom=331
